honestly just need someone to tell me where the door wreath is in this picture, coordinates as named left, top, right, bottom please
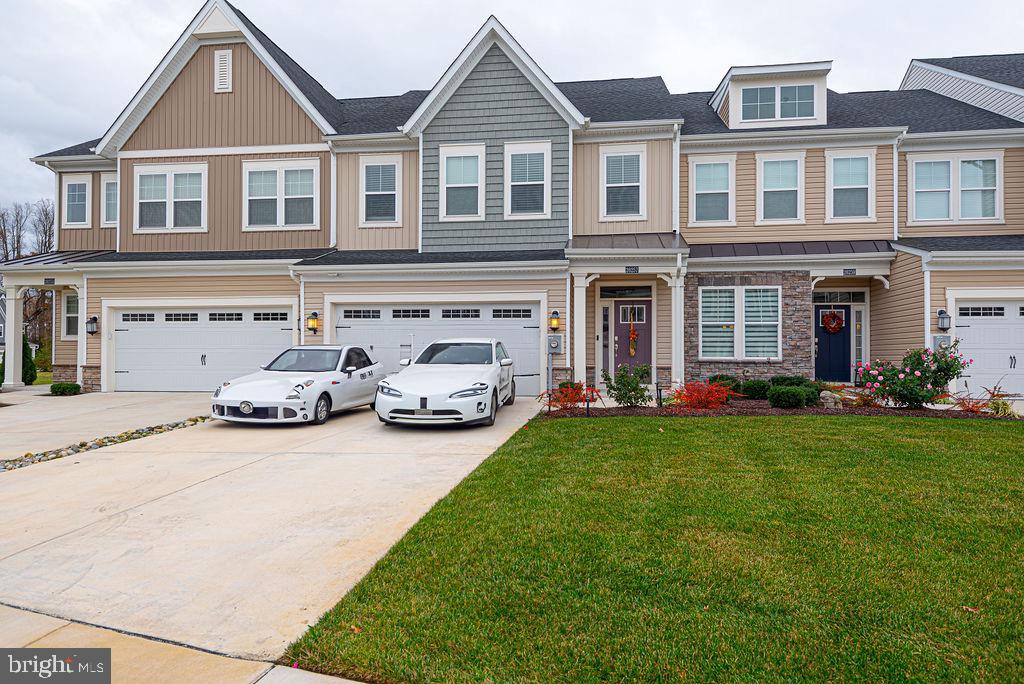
left=821, top=310, right=845, bottom=334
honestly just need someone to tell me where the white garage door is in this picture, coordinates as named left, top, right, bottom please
left=333, top=303, right=542, bottom=395
left=114, top=307, right=295, bottom=392
left=955, top=300, right=1024, bottom=397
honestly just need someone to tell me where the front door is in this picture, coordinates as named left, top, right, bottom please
left=815, top=304, right=851, bottom=382
left=613, top=300, right=652, bottom=376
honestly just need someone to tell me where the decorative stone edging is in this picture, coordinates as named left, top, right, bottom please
left=1, top=416, right=211, bottom=472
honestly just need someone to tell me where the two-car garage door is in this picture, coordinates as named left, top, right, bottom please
left=332, top=302, right=542, bottom=395
left=114, top=307, right=294, bottom=392
left=955, top=300, right=1024, bottom=396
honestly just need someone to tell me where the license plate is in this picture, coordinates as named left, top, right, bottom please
left=414, top=408, right=433, bottom=415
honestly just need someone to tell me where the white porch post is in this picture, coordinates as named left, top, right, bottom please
left=2, top=287, right=24, bottom=389
left=571, top=273, right=594, bottom=383
left=673, top=276, right=685, bottom=385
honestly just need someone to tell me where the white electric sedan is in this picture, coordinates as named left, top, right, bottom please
left=374, top=338, right=516, bottom=426
left=211, top=345, right=382, bottom=425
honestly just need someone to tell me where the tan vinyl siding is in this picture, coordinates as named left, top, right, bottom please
left=583, top=276, right=671, bottom=369
left=337, top=150, right=418, bottom=250
left=119, top=152, right=331, bottom=252
left=53, top=289, right=78, bottom=365
left=304, top=278, right=567, bottom=366
left=899, top=147, right=1024, bottom=237
left=85, top=275, right=297, bottom=365
left=573, top=139, right=674, bottom=235
left=869, top=251, right=925, bottom=361
left=929, top=269, right=1024, bottom=335
left=57, top=171, right=117, bottom=252
left=123, top=43, right=322, bottom=151
left=681, top=146, right=894, bottom=243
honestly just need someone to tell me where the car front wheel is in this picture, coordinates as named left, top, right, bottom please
left=504, top=379, right=516, bottom=406
left=312, top=393, right=331, bottom=425
left=482, top=390, right=497, bottom=427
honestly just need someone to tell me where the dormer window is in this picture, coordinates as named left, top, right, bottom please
left=741, top=85, right=815, bottom=121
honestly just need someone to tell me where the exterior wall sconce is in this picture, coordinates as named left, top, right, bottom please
left=549, top=309, right=561, bottom=331
left=937, top=309, right=951, bottom=332
left=85, top=316, right=99, bottom=335
left=306, top=311, right=321, bottom=335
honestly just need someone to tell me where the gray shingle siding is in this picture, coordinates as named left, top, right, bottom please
left=421, top=44, right=570, bottom=252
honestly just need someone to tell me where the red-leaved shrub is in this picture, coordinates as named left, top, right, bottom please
left=538, top=382, right=602, bottom=410
left=666, top=381, right=742, bottom=410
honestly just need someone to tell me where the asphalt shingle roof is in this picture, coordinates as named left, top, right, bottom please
left=36, top=138, right=101, bottom=159
left=894, top=235, right=1024, bottom=253
left=918, top=54, right=1024, bottom=90
left=297, top=249, right=566, bottom=266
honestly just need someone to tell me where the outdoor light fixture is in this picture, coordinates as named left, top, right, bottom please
left=937, top=308, right=951, bottom=332
left=549, top=309, right=561, bottom=331
left=306, top=311, right=321, bottom=335
left=85, top=316, right=99, bottom=336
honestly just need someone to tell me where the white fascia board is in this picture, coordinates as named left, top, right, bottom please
left=401, top=16, right=585, bottom=136
left=709, top=60, right=834, bottom=110
left=890, top=243, right=933, bottom=259
left=96, top=0, right=335, bottom=158
left=293, top=259, right=570, bottom=275
left=681, top=126, right=906, bottom=149
left=584, top=119, right=685, bottom=129
left=903, top=60, right=1024, bottom=99
left=900, top=128, right=1024, bottom=150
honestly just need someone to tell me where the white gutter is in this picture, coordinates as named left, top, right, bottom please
left=584, top=119, right=686, bottom=129
left=294, top=259, right=570, bottom=275
left=902, top=128, right=1024, bottom=140
left=680, top=126, right=907, bottom=146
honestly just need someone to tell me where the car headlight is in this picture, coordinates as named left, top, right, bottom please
left=449, top=383, right=489, bottom=399
left=286, top=382, right=312, bottom=400
left=378, top=383, right=402, bottom=398
left=213, top=381, right=230, bottom=398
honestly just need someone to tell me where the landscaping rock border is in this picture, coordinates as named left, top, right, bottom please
left=1, top=416, right=210, bottom=472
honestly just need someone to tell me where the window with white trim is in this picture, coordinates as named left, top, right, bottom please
left=343, top=309, right=380, bottom=320
left=699, top=286, right=781, bottom=360
left=254, top=312, right=289, bottom=322
left=134, top=163, right=207, bottom=232
left=62, top=292, right=79, bottom=340
left=741, top=85, right=814, bottom=121
left=756, top=152, right=804, bottom=223
left=601, top=144, right=645, bottom=219
left=504, top=141, right=551, bottom=219
left=101, top=173, right=118, bottom=227
left=441, top=308, right=480, bottom=319
left=62, top=174, right=91, bottom=228
left=393, top=308, right=430, bottom=319
left=826, top=149, right=875, bottom=221
left=440, top=144, right=485, bottom=221
left=360, top=154, right=401, bottom=227
left=689, top=155, right=735, bottom=225
left=242, top=159, right=319, bottom=230
left=910, top=152, right=1003, bottom=223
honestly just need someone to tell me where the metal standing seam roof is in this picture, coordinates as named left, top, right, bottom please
left=566, top=233, right=687, bottom=251
left=0, top=250, right=114, bottom=268
left=687, top=240, right=894, bottom=259
left=79, top=248, right=334, bottom=263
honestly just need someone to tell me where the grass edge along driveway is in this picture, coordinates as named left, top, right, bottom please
left=288, top=415, right=1024, bottom=682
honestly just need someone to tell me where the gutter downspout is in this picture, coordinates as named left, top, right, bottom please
left=48, top=162, right=59, bottom=252
left=289, top=269, right=305, bottom=345
left=672, top=123, right=681, bottom=234
left=417, top=134, right=424, bottom=253
left=329, top=150, right=338, bottom=248
left=892, top=132, right=904, bottom=241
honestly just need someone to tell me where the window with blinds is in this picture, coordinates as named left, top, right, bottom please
left=699, top=289, right=735, bottom=358
left=214, top=49, right=232, bottom=93
left=699, top=287, right=781, bottom=360
left=603, top=150, right=642, bottom=217
left=743, top=288, right=780, bottom=358
left=363, top=163, right=398, bottom=222
left=504, top=141, right=550, bottom=218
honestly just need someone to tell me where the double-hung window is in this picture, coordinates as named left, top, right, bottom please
left=62, top=174, right=91, bottom=229
left=826, top=149, right=875, bottom=221
left=910, top=151, right=1002, bottom=224
left=504, top=141, right=551, bottom=219
left=601, top=144, right=645, bottom=220
left=101, top=173, right=118, bottom=227
left=699, top=286, right=781, bottom=360
left=689, top=154, right=735, bottom=225
left=440, top=144, right=485, bottom=221
left=741, top=85, right=815, bottom=121
left=243, top=159, right=319, bottom=230
left=359, top=154, right=401, bottom=227
left=757, top=152, right=803, bottom=223
left=62, top=292, right=79, bottom=340
left=134, top=163, right=207, bottom=232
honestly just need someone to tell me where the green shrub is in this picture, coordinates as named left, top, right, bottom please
left=34, top=338, right=52, bottom=372
left=740, top=379, right=771, bottom=400
left=706, top=374, right=741, bottom=392
left=770, top=374, right=812, bottom=387
left=768, top=385, right=806, bottom=409
left=601, top=364, right=652, bottom=407
left=800, top=385, right=821, bottom=406
left=50, top=382, right=81, bottom=396
left=21, top=337, right=37, bottom=386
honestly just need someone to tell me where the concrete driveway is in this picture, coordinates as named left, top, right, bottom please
left=0, top=391, right=211, bottom=460
left=0, top=401, right=538, bottom=659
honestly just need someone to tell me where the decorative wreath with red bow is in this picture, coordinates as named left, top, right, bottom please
left=821, top=311, right=845, bottom=334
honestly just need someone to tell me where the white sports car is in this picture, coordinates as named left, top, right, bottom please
left=211, top=345, right=382, bottom=424
left=374, top=338, right=516, bottom=426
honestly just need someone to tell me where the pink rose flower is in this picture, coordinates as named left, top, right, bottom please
left=898, top=373, right=905, bottom=379
left=874, top=382, right=881, bottom=388
left=914, top=370, right=921, bottom=377
left=870, top=369, right=878, bottom=376
left=878, top=376, right=884, bottom=381
left=927, top=384, right=933, bottom=389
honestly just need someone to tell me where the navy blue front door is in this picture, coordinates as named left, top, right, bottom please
left=815, top=304, right=851, bottom=382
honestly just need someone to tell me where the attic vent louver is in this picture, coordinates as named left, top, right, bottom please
left=213, top=49, right=232, bottom=93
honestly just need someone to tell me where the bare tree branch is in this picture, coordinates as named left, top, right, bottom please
left=31, top=199, right=55, bottom=254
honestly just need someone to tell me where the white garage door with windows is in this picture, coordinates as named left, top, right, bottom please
left=114, top=307, right=295, bottom=392
left=955, top=300, right=1024, bottom=396
left=332, top=302, right=542, bottom=395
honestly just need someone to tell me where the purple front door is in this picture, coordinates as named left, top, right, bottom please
left=613, top=300, right=652, bottom=375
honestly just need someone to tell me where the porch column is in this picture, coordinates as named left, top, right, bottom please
left=572, top=273, right=597, bottom=383
left=673, top=275, right=685, bottom=385
left=2, top=287, right=24, bottom=389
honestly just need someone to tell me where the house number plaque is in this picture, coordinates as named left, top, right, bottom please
left=625, top=266, right=640, bottom=274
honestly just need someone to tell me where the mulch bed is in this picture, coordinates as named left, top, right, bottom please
left=543, top=399, right=1021, bottom=421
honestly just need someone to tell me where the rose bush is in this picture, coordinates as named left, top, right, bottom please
left=857, top=342, right=972, bottom=408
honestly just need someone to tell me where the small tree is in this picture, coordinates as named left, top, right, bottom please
left=21, top=334, right=37, bottom=385
left=601, top=363, right=652, bottom=407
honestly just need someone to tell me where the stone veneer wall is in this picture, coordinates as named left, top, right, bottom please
left=52, top=364, right=77, bottom=383
left=684, top=270, right=813, bottom=382
left=81, top=365, right=101, bottom=393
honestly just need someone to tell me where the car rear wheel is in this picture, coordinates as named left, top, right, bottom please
left=312, top=394, right=331, bottom=425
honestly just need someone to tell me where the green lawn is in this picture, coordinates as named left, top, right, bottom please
left=32, top=371, right=52, bottom=386
left=288, top=416, right=1024, bottom=682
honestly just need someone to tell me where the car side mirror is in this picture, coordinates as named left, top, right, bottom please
left=499, top=358, right=513, bottom=367
left=399, top=358, right=411, bottom=367
left=344, top=365, right=357, bottom=376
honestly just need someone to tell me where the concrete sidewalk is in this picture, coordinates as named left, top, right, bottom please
left=0, top=391, right=211, bottom=460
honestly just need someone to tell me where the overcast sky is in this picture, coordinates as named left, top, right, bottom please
left=1, top=0, right=1021, bottom=205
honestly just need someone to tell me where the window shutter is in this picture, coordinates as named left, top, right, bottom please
left=214, top=49, right=232, bottom=93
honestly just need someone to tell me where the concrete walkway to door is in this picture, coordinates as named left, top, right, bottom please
left=0, top=391, right=211, bottom=461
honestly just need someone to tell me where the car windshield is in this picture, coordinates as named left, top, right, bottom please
left=265, top=348, right=340, bottom=372
left=416, top=342, right=493, bottom=365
